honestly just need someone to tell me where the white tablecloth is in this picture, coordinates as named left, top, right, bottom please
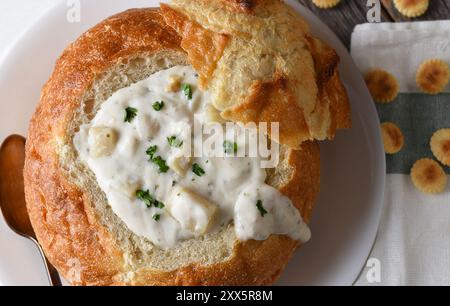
left=352, top=21, right=450, bottom=286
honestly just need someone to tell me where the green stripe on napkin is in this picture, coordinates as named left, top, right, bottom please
left=377, top=93, right=450, bottom=174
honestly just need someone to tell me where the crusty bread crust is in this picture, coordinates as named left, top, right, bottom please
left=161, top=0, right=351, bottom=148
left=24, top=8, right=320, bottom=285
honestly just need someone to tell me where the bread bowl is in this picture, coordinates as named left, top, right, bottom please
left=23, top=1, right=350, bottom=286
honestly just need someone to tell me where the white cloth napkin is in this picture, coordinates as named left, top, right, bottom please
left=352, top=21, right=450, bottom=286
left=351, top=20, right=450, bottom=93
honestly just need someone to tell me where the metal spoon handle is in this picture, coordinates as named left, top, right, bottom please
left=35, top=242, right=62, bottom=286
left=0, top=135, right=62, bottom=286
left=44, top=256, right=63, bottom=286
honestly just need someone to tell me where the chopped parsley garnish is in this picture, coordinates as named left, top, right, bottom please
left=146, top=145, right=158, bottom=160
left=167, top=135, right=183, bottom=148
left=154, top=200, right=165, bottom=209
left=223, top=141, right=238, bottom=154
left=152, top=101, right=165, bottom=111
left=136, top=190, right=154, bottom=208
left=153, top=214, right=161, bottom=222
left=192, top=163, right=205, bottom=177
left=146, top=145, right=169, bottom=173
left=256, top=200, right=268, bottom=217
left=181, top=83, right=193, bottom=100
left=136, top=189, right=165, bottom=210
left=152, top=156, right=169, bottom=173
left=124, top=107, right=138, bottom=123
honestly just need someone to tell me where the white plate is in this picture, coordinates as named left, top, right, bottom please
left=0, top=0, right=385, bottom=286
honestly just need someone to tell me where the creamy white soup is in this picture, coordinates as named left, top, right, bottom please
left=74, top=66, right=311, bottom=249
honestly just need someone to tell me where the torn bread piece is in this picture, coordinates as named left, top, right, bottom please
left=160, top=0, right=351, bottom=148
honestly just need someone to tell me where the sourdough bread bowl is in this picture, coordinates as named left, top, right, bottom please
left=24, top=1, right=350, bottom=286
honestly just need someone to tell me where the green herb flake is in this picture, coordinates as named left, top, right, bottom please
left=154, top=200, right=165, bottom=209
left=181, top=83, right=193, bottom=100
left=167, top=135, right=183, bottom=148
left=145, top=145, right=169, bottom=173
left=223, top=141, right=238, bottom=154
left=124, top=107, right=138, bottom=123
left=153, top=214, right=161, bottom=222
left=152, top=101, right=165, bottom=111
left=136, top=189, right=165, bottom=209
left=152, top=156, right=169, bottom=173
left=192, top=163, right=205, bottom=177
left=256, top=200, right=268, bottom=217
left=136, top=190, right=153, bottom=208
left=146, top=145, right=158, bottom=160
